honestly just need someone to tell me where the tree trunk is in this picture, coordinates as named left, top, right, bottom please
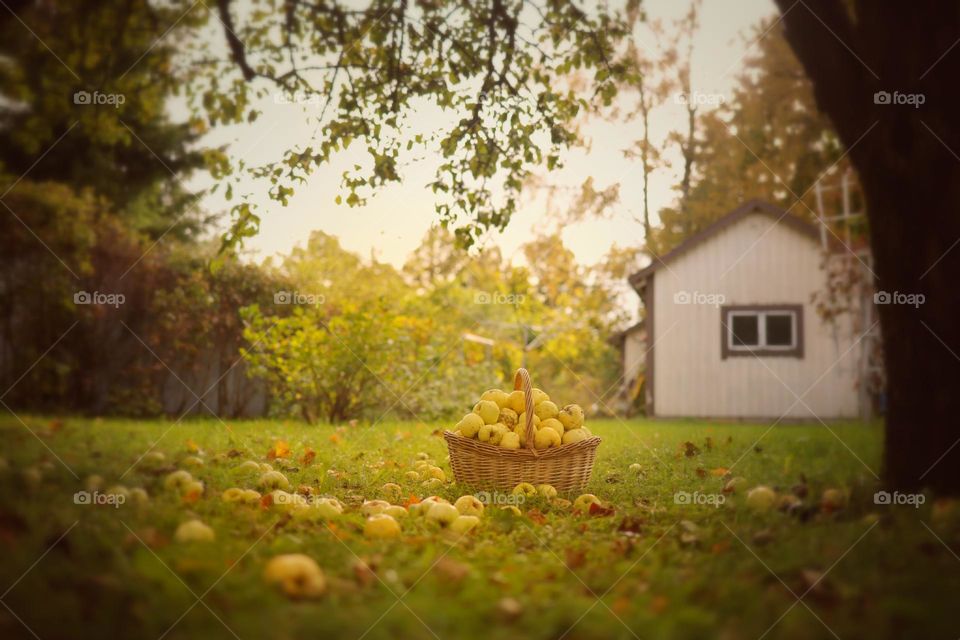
left=775, top=0, right=960, bottom=493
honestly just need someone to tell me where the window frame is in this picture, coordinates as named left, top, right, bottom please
left=720, top=304, right=804, bottom=359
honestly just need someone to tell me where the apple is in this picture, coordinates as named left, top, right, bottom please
left=573, top=494, right=602, bottom=511
left=498, top=408, right=518, bottom=428
left=480, top=389, right=510, bottom=408
left=259, top=470, right=291, bottom=491
left=236, top=460, right=261, bottom=473
left=456, top=413, right=484, bottom=438
left=182, top=456, right=204, bottom=467
left=557, top=404, right=585, bottom=430
left=364, top=514, right=401, bottom=538
left=537, top=484, right=558, bottom=499
left=222, top=488, right=245, bottom=502
left=488, top=424, right=508, bottom=445
left=517, top=412, right=541, bottom=430
left=426, top=502, right=461, bottom=526
left=505, top=390, right=526, bottom=414
left=263, top=554, right=326, bottom=598
left=174, top=520, right=215, bottom=543
left=534, top=401, right=559, bottom=421
left=85, top=475, right=104, bottom=491
left=628, top=463, right=642, bottom=473
left=512, top=483, right=538, bottom=498
left=540, top=418, right=564, bottom=436
left=499, top=432, right=521, bottom=449
left=383, top=505, right=408, bottom=519
left=473, top=400, right=501, bottom=425
left=315, top=498, right=344, bottom=519
left=362, top=499, right=391, bottom=516
left=499, top=505, right=522, bottom=516
left=241, top=489, right=262, bottom=503
left=821, top=488, right=847, bottom=511
left=534, top=427, right=561, bottom=449
left=128, top=488, right=149, bottom=505
left=163, top=470, right=193, bottom=491
left=450, top=515, right=481, bottom=534
left=561, top=429, right=589, bottom=445
left=530, top=388, right=550, bottom=405
left=405, top=471, right=420, bottom=481
left=454, top=495, right=485, bottom=517
left=424, top=466, right=446, bottom=482
left=746, top=486, right=777, bottom=511
left=381, top=483, right=403, bottom=502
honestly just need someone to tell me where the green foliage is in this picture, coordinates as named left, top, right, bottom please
left=190, top=0, right=636, bottom=250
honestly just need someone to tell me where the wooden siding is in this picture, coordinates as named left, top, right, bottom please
left=651, top=212, right=859, bottom=419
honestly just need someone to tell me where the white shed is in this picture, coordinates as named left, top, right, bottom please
left=626, top=200, right=861, bottom=420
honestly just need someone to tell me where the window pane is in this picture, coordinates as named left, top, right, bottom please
left=731, top=314, right=759, bottom=346
left=766, top=313, right=794, bottom=346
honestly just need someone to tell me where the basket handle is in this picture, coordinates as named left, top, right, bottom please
left=514, top=368, right=536, bottom=451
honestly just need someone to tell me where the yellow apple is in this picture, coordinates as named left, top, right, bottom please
left=534, top=427, right=561, bottom=449
left=530, top=388, right=549, bottom=405
left=557, top=404, right=585, bottom=430
left=182, top=456, right=204, bottom=467
left=383, top=505, right=408, bottom=519
left=364, top=514, right=402, bottom=538
left=456, top=413, right=484, bottom=438
left=259, top=470, right=291, bottom=491
left=534, top=401, right=559, bottom=421
left=500, top=432, right=521, bottom=449
left=505, top=390, right=526, bottom=413
left=163, top=470, right=193, bottom=491
left=315, top=498, right=344, bottom=519
left=488, top=424, right=508, bottom=445
left=426, top=502, right=460, bottom=526
left=537, top=484, right=558, bottom=499
left=221, top=488, right=246, bottom=502
left=499, top=505, right=523, bottom=516
left=517, top=412, right=540, bottom=429
left=425, top=466, right=446, bottom=482
left=174, top=520, right=214, bottom=543
left=573, top=494, right=601, bottom=511
left=628, top=463, right=642, bottom=473
left=454, top=495, right=485, bottom=516
left=480, top=389, right=511, bottom=408
left=263, top=554, right=326, bottom=598
left=473, top=400, right=501, bottom=424
left=405, top=470, right=420, bottom=481
left=450, top=515, right=481, bottom=534
left=540, top=418, right=564, bottom=437
left=512, top=482, right=537, bottom=498
left=241, top=489, right=262, bottom=503
left=561, top=429, right=590, bottom=445
left=821, top=488, right=847, bottom=511
left=381, top=483, right=403, bottom=502
left=236, top=460, right=260, bottom=473
left=498, top=408, right=518, bottom=428
left=478, top=424, right=494, bottom=442
left=361, top=499, right=391, bottom=515
left=746, top=486, right=777, bottom=511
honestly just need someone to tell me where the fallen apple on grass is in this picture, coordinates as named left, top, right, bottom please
left=263, top=554, right=326, bottom=599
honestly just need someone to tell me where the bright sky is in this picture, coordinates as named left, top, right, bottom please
left=185, top=0, right=777, bottom=271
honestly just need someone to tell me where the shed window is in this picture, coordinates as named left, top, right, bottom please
left=721, top=306, right=803, bottom=358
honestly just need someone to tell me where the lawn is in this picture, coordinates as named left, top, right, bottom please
left=0, top=415, right=956, bottom=640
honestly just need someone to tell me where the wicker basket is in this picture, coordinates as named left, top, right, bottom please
left=443, top=368, right=601, bottom=493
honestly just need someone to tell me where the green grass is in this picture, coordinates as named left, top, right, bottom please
left=0, top=415, right=957, bottom=640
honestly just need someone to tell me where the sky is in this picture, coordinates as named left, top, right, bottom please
left=183, top=0, right=778, bottom=272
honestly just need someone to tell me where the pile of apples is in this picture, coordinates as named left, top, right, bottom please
left=452, top=387, right=592, bottom=449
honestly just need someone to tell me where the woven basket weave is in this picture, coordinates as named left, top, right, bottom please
left=443, top=368, right=601, bottom=494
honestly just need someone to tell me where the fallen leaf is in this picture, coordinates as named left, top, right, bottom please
left=681, top=442, right=700, bottom=457
left=266, top=440, right=290, bottom=459
left=710, top=467, right=729, bottom=477
left=185, top=438, right=201, bottom=453
left=588, top=502, right=615, bottom=517
left=565, top=548, right=587, bottom=568
left=526, top=509, right=547, bottom=525
left=301, top=448, right=316, bottom=465
left=695, top=467, right=707, bottom=478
